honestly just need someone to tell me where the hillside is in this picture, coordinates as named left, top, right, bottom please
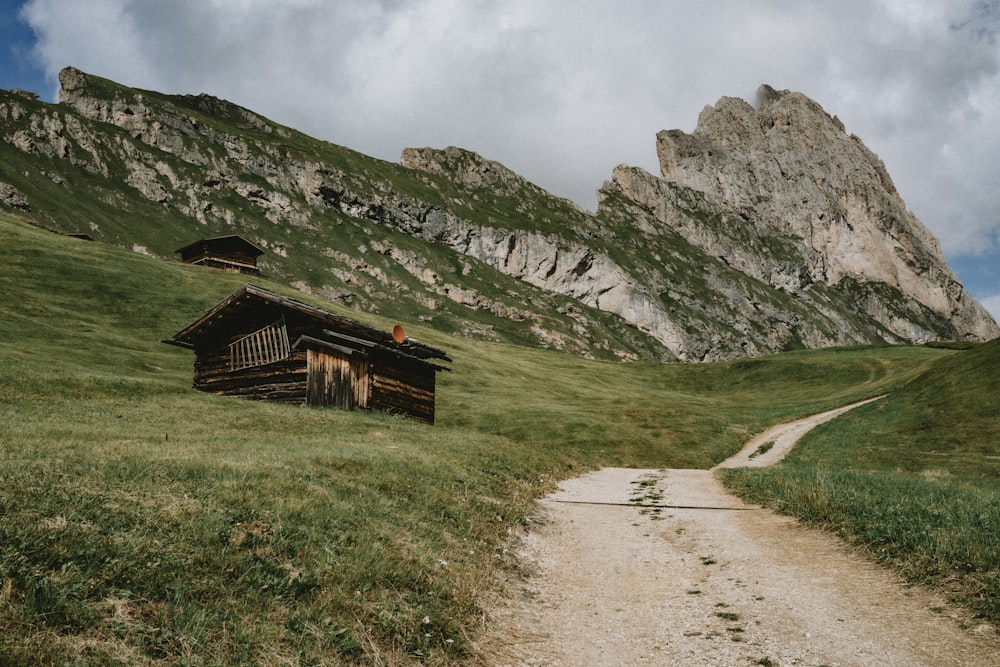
left=722, top=336, right=1000, bottom=626
left=1, top=68, right=995, bottom=363
left=0, top=209, right=966, bottom=664
left=2, top=67, right=999, bottom=663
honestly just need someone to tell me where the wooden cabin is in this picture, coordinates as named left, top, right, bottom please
left=175, top=235, right=265, bottom=275
left=163, top=284, right=451, bottom=423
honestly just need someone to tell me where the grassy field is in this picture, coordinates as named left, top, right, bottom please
left=0, top=211, right=989, bottom=665
left=721, top=337, right=1000, bottom=625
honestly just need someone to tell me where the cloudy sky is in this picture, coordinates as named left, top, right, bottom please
left=3, top=0, right=999, bottom=320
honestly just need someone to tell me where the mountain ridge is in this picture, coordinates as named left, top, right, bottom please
left=1, top=67, right=995, bottom=361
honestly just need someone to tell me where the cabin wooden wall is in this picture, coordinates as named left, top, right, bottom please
left=306, top=349, right=371, bottom=410
left=183, top=252, right=259, bottom=275
left=193, top=349, right=308, bottom=403
left=191, top=310, right=310, bottom=402
left=221, top=248, right=259, bottom=265
left=187, top=306, right=439, bottom=421
left=370, top=355, right=436, bottom=424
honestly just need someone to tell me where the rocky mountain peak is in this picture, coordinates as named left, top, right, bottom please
left=3, top=69, right=996, bottom=361
left=57, top=66, right=88, bottom=96
left=401, top=145, right=584, bottom=215
left=401, top=146, right=523, bottom=194
left=610, top=85, right=998, bottom=344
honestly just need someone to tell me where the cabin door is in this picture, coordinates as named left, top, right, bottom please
left=306, top=349, right=371, bottom=410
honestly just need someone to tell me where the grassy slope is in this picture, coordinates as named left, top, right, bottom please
left=5, top=78, right=952, bottom=366
left=0, top=86, right=673, bottom=363
left=0, top=211, right=966, bottom=664
left=721, top=338, right=1000, bottom=623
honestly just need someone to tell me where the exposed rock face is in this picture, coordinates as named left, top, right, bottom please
left=397, top=147, right=692, bottom=353
left=401, top=146, right=585, bottom=216
left=0, top=182, right=30, bottom=210
left=402, top=146, right=544, bottom=200
left=604, top=85, right=998, bottom=344
left=2, top=69, right=996, bottom=361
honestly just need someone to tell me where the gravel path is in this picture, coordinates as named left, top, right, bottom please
left=479, top=400, right=1000, bottom=666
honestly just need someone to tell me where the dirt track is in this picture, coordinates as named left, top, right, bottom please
left=479, top=400, right=1000, bottom=666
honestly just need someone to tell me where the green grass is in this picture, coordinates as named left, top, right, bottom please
left=721, top=338, right=1000, bottom=624
left=0, top=211, right=981, bottom=664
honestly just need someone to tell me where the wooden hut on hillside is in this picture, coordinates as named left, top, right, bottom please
left=163, top=284, right=451, bottom=423
left=175, top=235, right=264, bottom=275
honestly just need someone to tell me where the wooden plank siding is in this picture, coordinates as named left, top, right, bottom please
left=370, top=356, right=437, bottom=424
left=187, top=254, right=260, bottom=275
left=306, top=348, right=371, bottom=410
left=167, top=284, right=450, bottom=423
left=194, top=349, right=309, bottom=404
left=176, top=235, right=265, bottom=276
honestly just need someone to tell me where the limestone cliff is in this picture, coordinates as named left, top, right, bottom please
left=2, top=69, right=995, bottom=361
left=607, top=85, right=996, bottom=343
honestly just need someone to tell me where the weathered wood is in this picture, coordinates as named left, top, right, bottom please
left=306, top=348, right=371, bottom=409
left=168, top=284, right=449, bottom=423
left=370, top=357, right=436, bottom=423
left=176, top=235, right=264, bottom=275
left=216, top=384, right=308, bottom=404
left=196, top=353, right=307, bottom=400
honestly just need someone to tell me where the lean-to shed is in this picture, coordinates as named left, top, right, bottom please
left=164, top=284, right=451, bottom=423
left=175, top=235, right=265, bottom=275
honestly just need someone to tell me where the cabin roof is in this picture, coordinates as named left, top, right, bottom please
left=167, top=283, right=452, bottom=363
left=174, top=234, right=266, bottom=257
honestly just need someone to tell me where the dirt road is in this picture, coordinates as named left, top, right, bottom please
left=480, top=400, right=1000, bottom=666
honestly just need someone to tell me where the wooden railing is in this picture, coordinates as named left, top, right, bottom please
left=229, top=320, right=290, bottom=371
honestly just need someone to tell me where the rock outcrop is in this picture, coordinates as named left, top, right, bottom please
left=2, top=69, right=995, bottom=361
left=600, top=85, right=998, bottom=346
left=0, top=182, right=30, bottom=210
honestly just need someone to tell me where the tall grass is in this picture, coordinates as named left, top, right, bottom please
left=722, top=338, right=1000, bottom=624
left=0, top=212, right=958, bottom=663
left=1, top=397, right=550, bottom=664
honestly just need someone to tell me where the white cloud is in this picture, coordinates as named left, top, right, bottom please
left=18, top=0, right=1000, bottom=267
left=980, top=295, right=1000, bottom=325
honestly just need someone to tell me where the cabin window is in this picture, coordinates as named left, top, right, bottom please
left=229, top=320, right=291, bottom=371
